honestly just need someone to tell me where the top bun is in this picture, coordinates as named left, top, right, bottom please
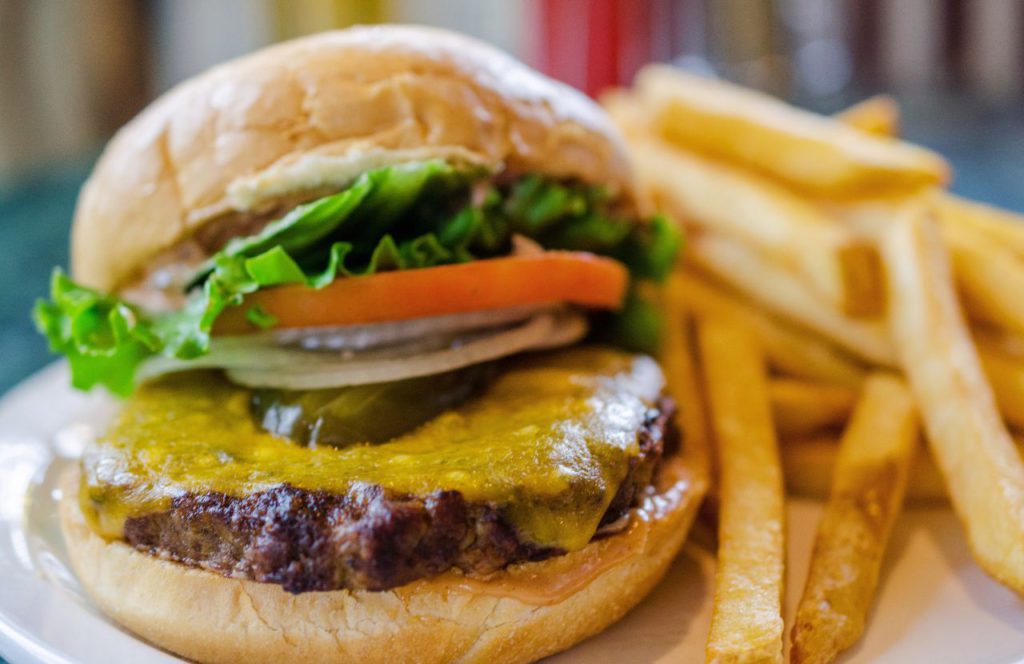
left=71, top=25, right=637, bottom=292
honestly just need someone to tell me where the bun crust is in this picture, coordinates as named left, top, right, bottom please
left=72, top=25, right=637, bottom=291
left=60, top=458, right=702, bottom=664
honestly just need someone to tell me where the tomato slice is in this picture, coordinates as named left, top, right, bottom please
left=215, top=252, right=629, bottom=334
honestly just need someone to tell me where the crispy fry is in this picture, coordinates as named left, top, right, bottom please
left=662, top=276, right=712, bottom=480
left=977, top=345, right=1024, bottom=431
left=941, top=216, right=1024, bottom=336
left=674, top=272, right=868, bottom=388
left=600, top=88, right=647, bottom=138
left=741, top=312, right=1024, bottom=434
left=836, top=107, right=1024, bottom=305
left=975, top=326, right=1024, bottom=360
left=939, top=194, right=1024, bottom=260
left=631, top=138, right=882, bottom=315
left=791, top=374, right=918, bottom=664
left=782, top=435, right=943, bottom=504
left=827, top=195, right=1024, bottom=429
left=634, top=65, right=948, bottom=196
left=835, top=95, right=901, bottom=137
left=699, top=318, right=785, bottom=664
left=687, top=233, right=896, bottom=366
left=783, top=433, right=1024, bottom=505
left=770, top=379, right=857, bottom=438
left=882, top=206, right=1024, bottom=594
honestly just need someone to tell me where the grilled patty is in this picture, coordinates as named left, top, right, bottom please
left=121, top=399, right=676, bottom=593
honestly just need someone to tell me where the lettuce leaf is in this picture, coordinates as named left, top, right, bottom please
left=34, top=162, right=681, bottom=395
left=33, top=271, right=160, bottom=395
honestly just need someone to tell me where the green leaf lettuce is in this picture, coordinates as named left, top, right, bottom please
left=34, top=161, right=681, bottom=395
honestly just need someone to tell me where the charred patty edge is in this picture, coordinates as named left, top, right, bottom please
left=120, top=397, right=677, bottom=594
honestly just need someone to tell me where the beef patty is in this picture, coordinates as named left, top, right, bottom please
left=121, top=399, right=676, bottom=594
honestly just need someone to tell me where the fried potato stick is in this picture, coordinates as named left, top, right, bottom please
left=790, top=374, right=918, bottom=664
left=883, top=206, right=1024, bottom=594
left=700, top=318, right=785, bottom=663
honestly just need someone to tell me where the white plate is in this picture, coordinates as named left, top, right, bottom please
left=1, top=363, right=1023, bottom=664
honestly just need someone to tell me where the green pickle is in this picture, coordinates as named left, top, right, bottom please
left=251, top=365, right=495, bottom=448
left=80, top=348, right=664, bottom=552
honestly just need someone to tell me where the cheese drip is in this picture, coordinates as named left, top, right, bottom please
left=80, top=347, right=664, bottom=552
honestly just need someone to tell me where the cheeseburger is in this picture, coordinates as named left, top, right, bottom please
left=35, top=26, right=706, bottom=663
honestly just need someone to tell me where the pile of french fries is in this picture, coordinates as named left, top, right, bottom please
left=606, top=67, right=1024, bottom=663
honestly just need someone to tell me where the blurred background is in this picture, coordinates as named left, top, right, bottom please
left=2, top=0, right=1023, bottom=395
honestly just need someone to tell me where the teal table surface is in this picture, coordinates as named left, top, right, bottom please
left=0, top=162, right=82, bottom=397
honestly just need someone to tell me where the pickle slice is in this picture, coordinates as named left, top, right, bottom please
left=251, top=364, right=494, bottom=448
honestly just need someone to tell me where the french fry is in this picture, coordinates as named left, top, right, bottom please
left=835, top=95, right=901, bottom=137
left=631, top=138, right=883, bottom=316
left=940, top=217, right=1024, bottom=336
left=634, top=65, right=949, bottom=196
left=675, top=272, right=868, bottom=388
left=600, top=88, right=646, bottom=138
left=938, top=194, right=1024, bottom=260
left=783, top=433, right=1024, bottom=505
left=782, top=435, right=944, bottom=505
left=687, top=233, right=896, bottom=366
left=770, top=379, right=857, bottom=438
left=977, top=345, right=1024, bottom=431
left=831, top=195, right=1024, bottom=427
left=975, top=326, right=1024, bottom=360
left=661, top=276, right=712, bottom=480
left=699, top=318, right=785, bottom=664
left=973, top=330, right=1024, bottom=430
left=882, top=205, right=1024, bottom=594
left=663, top=278, right=720, bottom=548
left=770, top=342, right=1024, bottom=436
left=790, top=374, right=918, bottom=664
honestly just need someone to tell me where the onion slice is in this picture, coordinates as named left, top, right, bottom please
left=137, top=304, right=558, bottom=380
left=137, top=308, right=588, bottom=389
left=273, top=303, right=552, bottom=351
left=224, top=310, right=587, bottom=390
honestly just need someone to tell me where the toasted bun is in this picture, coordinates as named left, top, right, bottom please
left=60, top=458, right=702, bottom=664
left=72, top=25, right=638, bottom=292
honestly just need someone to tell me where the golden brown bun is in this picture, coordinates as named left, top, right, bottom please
left=72, top=25, right=638, bottom=292
left=60, top=458, right=703, bottom=664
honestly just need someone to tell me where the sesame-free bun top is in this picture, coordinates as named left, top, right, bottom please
left=71, top=25, right=637, bottom=292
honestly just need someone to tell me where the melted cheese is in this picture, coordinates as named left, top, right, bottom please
left=81, top=347, right=664, bottom=553
left=403, top=459, right=694, bottom=606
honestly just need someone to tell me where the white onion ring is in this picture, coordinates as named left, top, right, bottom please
left=137, top=304, right=558, bottom=381
left=274, top=303, right=552, bottom=351
left=224, top=311, right=586, bottom=389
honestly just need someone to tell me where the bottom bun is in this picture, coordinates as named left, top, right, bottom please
left=60, top=458, right=704, bottom=664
